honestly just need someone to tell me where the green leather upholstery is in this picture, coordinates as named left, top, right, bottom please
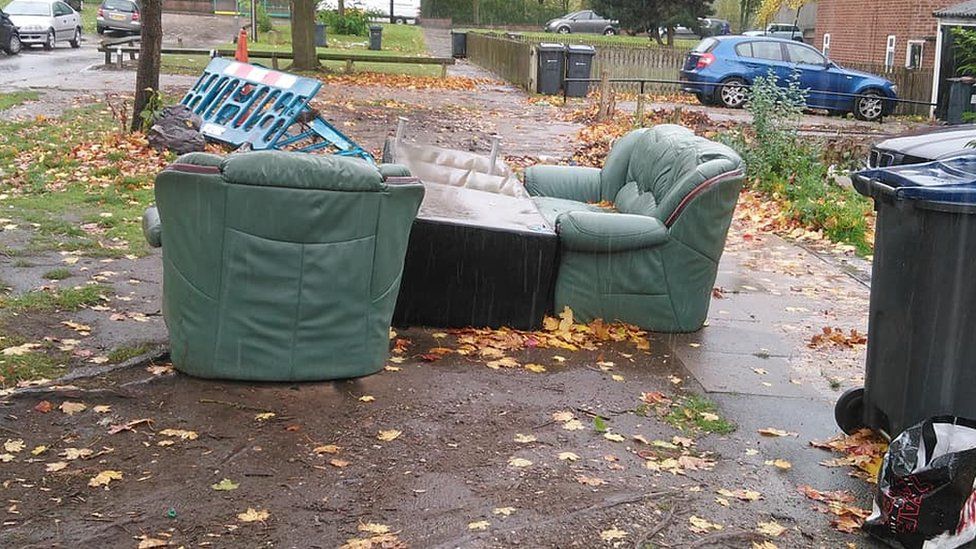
left=149, top=151, right=424, bottom=381
left=523, top=125, right=745, bottom=333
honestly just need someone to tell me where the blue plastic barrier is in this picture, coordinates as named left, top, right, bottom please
left=180, top=57, right=372, bottom=161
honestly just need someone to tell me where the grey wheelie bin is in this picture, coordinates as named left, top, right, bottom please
left=536, top=43, right=565, bottom=95
left=836, top=155, right=976, bottom=437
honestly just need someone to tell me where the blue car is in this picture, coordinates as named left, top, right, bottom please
left=679, top=35, right=898, bottom=121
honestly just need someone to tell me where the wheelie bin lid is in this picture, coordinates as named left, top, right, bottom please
left=538, top=43, right=566, bottom=51
left=567, top=44, right=596, bottom=54
left=853, top=154, right=976, bottom=205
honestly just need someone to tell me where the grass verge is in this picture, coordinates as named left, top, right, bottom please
left=0, top=284, right=108, bottom=313
left=0, top=91, right=40, bottom=111
left=664, top=395, right=736, bottom=434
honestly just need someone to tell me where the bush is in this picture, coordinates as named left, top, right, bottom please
left=257, top=3, right=273, bottom=33
left=722, top=72, right=873, bottom=254
left=318, top=8, right=372, bottom=36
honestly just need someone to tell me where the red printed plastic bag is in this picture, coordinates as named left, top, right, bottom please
left=864, top=416, right=976, bottom=548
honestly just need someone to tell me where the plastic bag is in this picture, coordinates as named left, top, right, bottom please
left=864, top=416, right=976, bottom=549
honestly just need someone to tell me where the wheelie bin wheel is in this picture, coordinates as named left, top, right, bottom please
left=835, top=387, right=866, bottom=434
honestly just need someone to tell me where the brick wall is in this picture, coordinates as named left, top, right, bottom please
left=815, top=0, right=953, bottom=70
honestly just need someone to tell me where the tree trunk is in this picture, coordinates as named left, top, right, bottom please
left=290, top=0, right=319, bottom=70
left=650, top=27, right=663, bottom=46
left=665, top=25, right=674, bottom=47
left=338, top=0, right=344, bottom=16
left=472, top=0, right=479, bottom=26
left=131, top=0, right=162, bottom=132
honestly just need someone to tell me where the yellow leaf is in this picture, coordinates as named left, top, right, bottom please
left=329, top=459, right=350, bottom=468
left=92, top=405, right=112, bottom=413
left=492, top=507, right=516, bottom=516
left=757, top=428, right=797, bottom=437
left=358, top=522, right=390, bottom=534
left=3, top=439, right=24, bottom=453
left=254, top=412, right=276, bottom=421
left=377, top=430, right=402, bottom=442
left=486, top=357, right=519, bottom=369
left=716, top=496, right=730, bottom=507
left=384, top=365, right=401, bottom=372
left=468, top=520, right=490, bottom=531
left=237, top=508, right=270, bottom=522
left=611, top=374, right=624, bottom=382
left=764, top=459, right=792, bottom=470
left=551, top=411, right=574, bottom=422
left=313, top=444, right=341, bottom=455
left=46, top=461, right=68, bottom=472
left=59, top=401, right=87, bottom=415
left=757, top=520, right=787, bottom=537
left=513, top=433, right=536, bottom=443
left=600, top=527, right=628, bottom=541
left=507, top=457, right=532, bottom=468
left=524, top=363, right=546, bottom=373
left=358, top=395, right=375, bottom=403
left=88, top=469, right=122, bottom=487
left=60, top=447, right=93, bottom=460
left=137, top=537, right=168, bottom=549
left=699, top=412, right=720, bottom=421
left=558, top=452, right=580, bottom=461
left=562, top=419, right=585, bottom=431
left=159, top=429, right=198, bottom=440
left=211, top=478, right=239, bottom=491
left=689, top=515, right=723, bottom=533
left=603, top=433, right=626, bottom=442
left=31, top=445, right=47, bottom=456
left=1, top=343, right=40, bottom=356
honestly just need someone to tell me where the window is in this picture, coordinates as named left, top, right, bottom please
left=906, top=40, right=924, bottom=69
left=822, top=33, right=830, bottom=57
left=751, top=40, right=785, bottom=61
left=885, top=35, right=896, bottom=69
left=786, top=43, right=826, bottom=65
left=735, top=42, right=752, bottom=57
left=695, top=38, right=718, bottom=53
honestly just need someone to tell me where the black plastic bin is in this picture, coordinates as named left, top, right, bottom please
left=315, top=23, right=327, bottom=47
left=836, top=156, right=976, bottom=437
left=536, top=43, right=565, bottom=95
left=451, top=30, right=467, bottom=58
left=565, top=44, right=596, bottom=98
left=369, top=25, right=383, bottom=51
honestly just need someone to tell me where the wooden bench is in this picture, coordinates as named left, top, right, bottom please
left=97, top=46, right=456, bottom=77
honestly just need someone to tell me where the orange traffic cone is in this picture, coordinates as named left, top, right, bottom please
left=235, top=27, right=248, bottom=63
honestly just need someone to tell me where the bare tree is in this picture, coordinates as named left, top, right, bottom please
left=290, top=0, right=320, bottom=70
left=131, top=0, right=162, bottom=132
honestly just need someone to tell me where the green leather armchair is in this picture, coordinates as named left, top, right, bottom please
left=523, top=125, right=745, bottom=333
left=146, top=151, right=424, bottom=381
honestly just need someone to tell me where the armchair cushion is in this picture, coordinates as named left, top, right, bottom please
left=524, top=165, right=601, bottom=203
left=533, top=196, right=602, bottom=226
left=557, top=211, right=668, bottom=253
left=220, top=150, right=384, bottom=192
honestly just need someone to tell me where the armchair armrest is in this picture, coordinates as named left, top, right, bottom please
left=523, top=165, right=601, bottom=203
left=378, top=163, right=411, bottom=179
left=142, top=205, right=162, bottom=248
left=557, top=211, right=668, bottom=253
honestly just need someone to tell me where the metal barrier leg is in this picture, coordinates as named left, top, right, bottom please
left=345, top=59, right=354, bottom=73
left=440, top=64, right=447, bottom=79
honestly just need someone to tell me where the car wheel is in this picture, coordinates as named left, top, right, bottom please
left=4, top=33, right=21, bottom=55
left=557, top=26, right=570, bottom=34
left=97, top=25, right=105, bottom=34
left=69, top=27, right=80, bottom=48
left=43, top=29, right=55, bottom=50
left=603, top=28, right=617, bottom=36
left=717, top=77, right=748, bottom=108
left=854, top=90, right=885, bottom=122
left=395, top=17, right=405, bottom=24
left=695, top=92, right=714, bottom=106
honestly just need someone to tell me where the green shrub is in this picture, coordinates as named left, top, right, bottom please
left=257, top=3, right=273, bottom=33
left=722, top=72, right=873, bottom=254
left=318, top=8, right=372, bottom=36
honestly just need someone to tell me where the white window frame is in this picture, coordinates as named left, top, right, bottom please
left=885, top=35, right=897, bottom=69
left=822, top=33, right=830, bottom=57
left=905, top=39, right=924, bottom=69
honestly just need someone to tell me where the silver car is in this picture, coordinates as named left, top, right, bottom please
left=544, top=10, right=619, bottom=35
left=96, top=0, right=141, bottom=35
left=4, top=0, right=81, bottom=49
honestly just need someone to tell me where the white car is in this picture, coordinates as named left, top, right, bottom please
left=4, top=0, right=81, bottom=50
left=317, top=0, right=419, bottom=24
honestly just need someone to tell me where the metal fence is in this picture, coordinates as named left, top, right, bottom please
left=467, top=33, right=533, bottom=88
left=843, top=62, right=933, bottom=116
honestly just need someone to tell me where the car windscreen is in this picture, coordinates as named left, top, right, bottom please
left=4, top=1, right=51, bottom=15
left=103, top=0, right=136, bottom=11
left=692, top=38, right=717, bottom=53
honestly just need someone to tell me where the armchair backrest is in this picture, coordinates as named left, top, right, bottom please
left=599, top=126, right=743, bottom=224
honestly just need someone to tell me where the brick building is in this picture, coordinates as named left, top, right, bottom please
left=815, top=0, right=955, bottom=70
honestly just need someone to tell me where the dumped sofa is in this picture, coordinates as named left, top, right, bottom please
left=523, top=125, right=745, bottom=333
left=144, top=151, right=424, bottom=381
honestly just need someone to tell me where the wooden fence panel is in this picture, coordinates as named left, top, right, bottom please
left=841, top=62, right=933, bottom=116
left=467, top=33, right=532, bottom=88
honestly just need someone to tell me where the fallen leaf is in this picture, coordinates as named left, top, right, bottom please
left=611, top=374, right=624, bottom=382
left=88, top=469, right=122, bottom=488
left=358, top=395, right=375, bottom=403
left=3, top=439, right=24, bottom=453
left=92, top=405, right=112, bottom=413
left=492, top=507, right=516, bottom=516
left=211, top=478, right=239, bottom=491
left=329, top=459, right=350, bottom=468
left=61, top=447, right=93, bottom=460
left=558, top=452, right=580, bottom=461
left=31, top=445, right=47, bottom=456
left=689, top=515, right=723, bottom=533
left=576, top=475, right=605, bottom=486
left=524, top=363, right=546, bottom=373
left=486, top=357, right=520, bottom=369
left=552, top=411, right=574, bottom=422
left=254, top=412, right=276, bottom=421
left=358, top=522, right=390, bottom=534
left=758, top=428, right=798, bottom=438
left=765, top=459, right=792, bottom=470
left=513, top=433, right=536, bottom=443
left=717, top=488, right=762, bottom=501
left=146, top=364, right=174, bottom=376
left=468, top=520, right=490, bottom=531
left=33, top=400, right=53, bottom=413
left=159, top=428, right=198, bottom=440
left=1, top=343, right=40, bottom=356
left=603, top=432, right=626, bottom=442
left=59, top=401, right=87, bottom=415
left=377, top=430, right=402, bottom=442
left=699, top=412, right=720, bottom=421
left=562, top=419, right=585, bottom=431
left=237, top=508, right=270, bottom=522
left=757, top=520, right=787, bottom=537
left=0, top=453, right=13, bottom=462
left=508, top=457, right=532, bottom=468
left=600, top=527, right=628, bottom=541
left=137, top=537, right=168, bottom=549
left=314, top=444, right=341, bottom=455
left=716, top=497, right=730, bottom=507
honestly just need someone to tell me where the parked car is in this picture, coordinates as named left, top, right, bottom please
left=699, top=18, right=731, bottom=37
left=96, top=0, right=140, bottom=34
left=679, top=36, right=898, bottom=121
left=316, top=0, right=419, bottom=24
left=659, top=24, right=698, bottom=40
left=544, top=10, right=619, bottom=35
left=0, top=8, right=22, bottom=54
left=868, top=125, right=976, bottom=168
left=743, top=23, right=803, bottom=42
left=4, top=0, right=80, bottom=49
